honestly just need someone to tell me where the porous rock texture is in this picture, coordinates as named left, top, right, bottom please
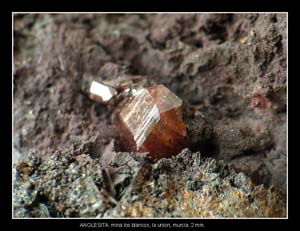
left=13, top=148, right=286, bottom=217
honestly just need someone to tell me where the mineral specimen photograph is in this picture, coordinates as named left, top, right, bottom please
left=13, top=13, right=287, bottom=218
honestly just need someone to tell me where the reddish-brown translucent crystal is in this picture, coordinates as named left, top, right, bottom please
left=113, top=84, right=188, bottom=160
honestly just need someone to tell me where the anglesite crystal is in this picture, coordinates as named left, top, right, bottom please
left=113, top=84, right=188, bottom=160
left=89, top=81, right=117, bottom=103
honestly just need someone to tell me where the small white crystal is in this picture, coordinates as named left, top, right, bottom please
left=89, top=81, right=117, bottom=103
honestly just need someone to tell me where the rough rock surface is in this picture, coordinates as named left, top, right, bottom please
left=13, top=149, right=286, bottom=218
left=13, top=13, right=287, bottom=217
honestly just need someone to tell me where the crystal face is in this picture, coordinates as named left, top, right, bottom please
left=114, top=84, right=188, bottom=160
left=89, top=81, right=117, bottom=103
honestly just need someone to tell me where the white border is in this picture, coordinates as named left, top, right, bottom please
left=12, top=12, right=288, bottom=220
